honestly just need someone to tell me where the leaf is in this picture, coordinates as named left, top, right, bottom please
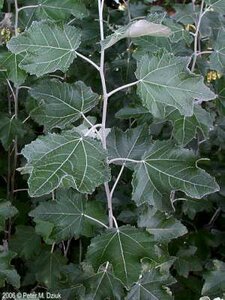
left=86, top=225, right=158, bottom=287
left=84, top=263, right=125, bottom=300
left=138, top=206, right=187, bottom=242
left=174, top=246, right=202, bottom=278
left=19, top=131, right=110, bottom=197
left=166, top=105, right=214, bottom=146
left=126, top=269, right=175, bottom=300
left=0, top=250, right=20, bottom=288
left=210, top=28, right=225, bottom=72
left=0, top=51, right=27, bottom=87
left=102, top=20, right=171, bottom=50
left=0, top=115, right=26, bottom=150
left=135, top=51, right=216, bottom=117
left=205, top=0, right=225, bottom=13
left=182, top=197, right=213, bottom=220
left=0, top=199, right=18, bottom=232
left=36, top=0, right=89, bottom=20
left=29, top=80, right=99, bottom=130
left=107, top=125, right=151, bottom=168
left=7, top=21, right=81, bottom=77
left=132, top=140, right=219, bottom=207
left=202, top=260, right=225, bottom=297
left=9, top=226, right=41, bottom=259
left=29, top=189, right=107, bottom=241
left=26, top=248, right=67, bottom=289
left=0, top=0, right=3, bottom=10
left=115, top=106, right=150, bottom=119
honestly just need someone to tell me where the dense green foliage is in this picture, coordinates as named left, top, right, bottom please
left=0, top=0, right=225, bottom=299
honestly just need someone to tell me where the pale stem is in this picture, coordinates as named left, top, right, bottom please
left=83, top=214, right=109, bottom=229
left=17, top=5, right=39, bottom=12
left=14, top=0, right=19, bottom=36
left=191, top=0, right=208, bottom=72
left=75, top=51, right=100, bottom=71
left=196, top=50, right=213, bottom=56
left=110, top=164, right=125, bottom=199
left=109, top=157, right=142, bottom=164
left=107, top=80, right=139, bottom=98
left=84, top=124, right=102, bottom=138
left=97, top=0, right=114, bottom=228
left=51, top=242, right=55, bottom=253
left=112, top=216, right=119, bottom=229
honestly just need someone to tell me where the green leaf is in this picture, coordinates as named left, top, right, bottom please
left=0, top=115, right=26, bottom=150
left=102, top=20, right=171, bottom=50
left=0, top=0, right=3, bottom=10
left=115, top=106, right=150, bottom=120
left=126, top=269, right=175, bottom=300
left=174, top=246, right=202, bottom=278
left=132, top=140, right=219, bottom=207
left=36, top=0, right=89, bottom=20
left=29, top=189, right=107, bottom=241
left=34, top=220, right=54, bottom=245
left=19, top=131, right=110, bottom=197
left=182, top=197, right=213, bottom=220
left=86, top=225, right=158, bottom=287
left=9, top=226, right=41, bottom=259
left=0, top=250, right=20, bottom=288
left=166, top=105, right=214, bottom=146
left=26, top=248, right=67, bottom=289
left=29, top=80, right=99, bottom=130
left=0, top=52, right=27, bottom=87
left=0, top=199, right=18, bottom=232
left=210, top=29, right=225, bottom=73
left=205, top=0, right=225, bottom=13
left=84, top=263, right=125, bottom=299
left=7, top=21, right=81, bottom=77
left=107, top=125, right=151, bottom=168
left=202, top=260, right=225, bottom=297
left=138, top=206, right=187, bottom=242
left=135, top=51, right=216, bottom=117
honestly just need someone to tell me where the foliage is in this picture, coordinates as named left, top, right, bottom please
left=0, top=0, right=224, bottom=298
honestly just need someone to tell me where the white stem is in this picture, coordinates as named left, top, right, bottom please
left=191, top=0, right=208, bottom=72
left=110, top=164, right=125, bottom=199
left=107, top=80, right=139, bottom=98
left=84, top=123, right=102, bottom=138
left=17, top=5, right=39, bottom=12
left=75, top=51, right=100, bottom=71
left=97, top=0, right=114, bottom=228
left=112, top=216, right=119, bottom=229
left=109, top=157, right=142, bottom=164
left=83, top=214, right=108, bottom=229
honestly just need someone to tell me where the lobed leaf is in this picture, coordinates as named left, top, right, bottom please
left=29, top=80, right=99, bottom=130
left=7, top=21, right=81, bottom=77
left=138, top=206, right=187, bottom=242
left=0, top=250, right=20, bottom=288
left=86, top=225, right=158, bottom=287
left=29, top=189, right=107, bottom=241
left=126, top=268, right=175, bottom=300
left=132, top=140, right=219, bottom=207
left=102, top=20, right=171, bottom=50
left=36, top=0, right=89, bottom=20
left=19, top=131, right=110, bottom=197
left=107, top=125, right=151, bottom=168
left=135, top=51, right=216, bottom=117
